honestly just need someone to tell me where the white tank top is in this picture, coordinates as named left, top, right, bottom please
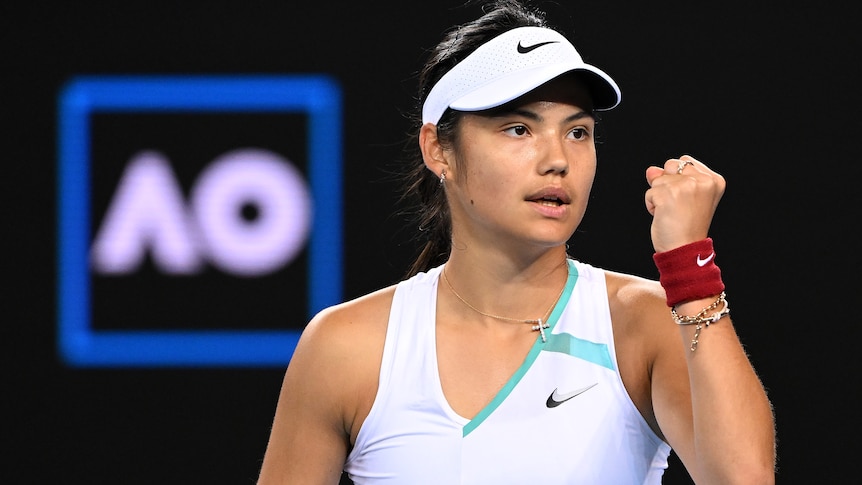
left=345, top=260, right=671, bottom=484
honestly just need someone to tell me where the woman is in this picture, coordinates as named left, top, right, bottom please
left=257, top=1, right=776, bottom=483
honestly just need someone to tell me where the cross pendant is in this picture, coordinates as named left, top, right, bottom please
left=531, top=318, right=551, bottom=343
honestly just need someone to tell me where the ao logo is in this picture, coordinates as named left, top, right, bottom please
left=91, top=148, right=312, bottom=276
left=57, top=75, right=343, bottom=367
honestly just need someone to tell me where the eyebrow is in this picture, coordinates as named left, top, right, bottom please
left=495, top=107, right=596, bottom=123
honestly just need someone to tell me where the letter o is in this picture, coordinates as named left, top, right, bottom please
left=190, top=148, right=312, bottom=276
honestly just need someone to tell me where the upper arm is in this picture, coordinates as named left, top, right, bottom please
left=256, top=311, right=351, bottom=484
left=608, top=273, right=696, bottom=461
left=257, top=288, right=393, bottom=484
left=610, top=272, right=775, bottom=483
left=629, top=280, right=699, bottom=471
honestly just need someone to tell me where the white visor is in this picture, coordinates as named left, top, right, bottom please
left=422, top=26, right=621, bottom=125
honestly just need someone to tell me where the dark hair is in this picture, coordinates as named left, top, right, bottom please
left=397, top=0, right=550, bottom=278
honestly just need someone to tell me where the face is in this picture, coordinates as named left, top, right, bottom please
left=443, top=75, right=597, bottom=251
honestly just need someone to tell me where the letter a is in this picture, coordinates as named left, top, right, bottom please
left=90, top=151, right=203, bottom=274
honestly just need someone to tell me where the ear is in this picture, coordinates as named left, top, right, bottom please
left=419, top=122, right=449, bottom=179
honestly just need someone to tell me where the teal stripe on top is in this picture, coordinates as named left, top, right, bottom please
left=542, top=332, right=615, bottom=371
left=463, top=260, right=579, bottom=437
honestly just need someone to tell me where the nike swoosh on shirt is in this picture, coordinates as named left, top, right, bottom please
left=517, top=40, right=559, bottom=53
left=546, top=383, right=598, bottom=408
left=696, top=252, right=715, bottom=267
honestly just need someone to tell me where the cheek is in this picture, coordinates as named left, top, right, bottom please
left=574, top=166, right=596, bottom=208
left=574, top=156, right=597, bottom=184
left=584, top=166, right=597, bottom=188
left=468, top=167, right=515, bottom=202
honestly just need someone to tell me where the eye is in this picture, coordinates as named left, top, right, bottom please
left=568, top=127, right=591, bottom=141
left=503, top=125, right=529, bottom=137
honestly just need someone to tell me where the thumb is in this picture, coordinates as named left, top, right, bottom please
left=645, top=166, right=664, bottom=186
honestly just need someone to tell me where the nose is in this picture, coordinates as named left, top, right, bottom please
left=538, top=138, right=570, bottom=175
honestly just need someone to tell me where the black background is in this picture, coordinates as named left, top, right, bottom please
left=5, top=1, right=859, bottom=483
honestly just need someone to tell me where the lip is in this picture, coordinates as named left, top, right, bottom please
left=526, top=186, right=571, bottom=204
left=525, top=186, right=571, bottom=218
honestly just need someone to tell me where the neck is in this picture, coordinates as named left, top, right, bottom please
left=442, top=248, right=570, bottom=321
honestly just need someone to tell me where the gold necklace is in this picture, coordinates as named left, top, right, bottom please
left=441, top=265, right=567, bottom=343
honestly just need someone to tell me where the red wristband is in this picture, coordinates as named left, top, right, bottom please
left=653, top=238, right=725, bottom=307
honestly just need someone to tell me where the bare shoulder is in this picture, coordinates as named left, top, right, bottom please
left=257, top=286, right=398, bottom=482
left=298, top=284, right=397, bottom=372
left=288, top=284, right=397, bottom=432
left=308, top=285, right=397, bottom=335
left=603, top=270, right=668, bottom=330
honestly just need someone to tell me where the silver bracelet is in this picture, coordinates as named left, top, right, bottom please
left=671, top=292, right=730, bottom=351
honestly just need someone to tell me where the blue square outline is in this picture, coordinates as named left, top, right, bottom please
left=57, top=75, right=343, bottom=367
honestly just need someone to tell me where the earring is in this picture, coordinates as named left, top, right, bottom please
left=439, top=170, right=446, bottom=186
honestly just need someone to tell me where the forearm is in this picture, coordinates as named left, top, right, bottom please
left=676, top=300, right=775, bottom=484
